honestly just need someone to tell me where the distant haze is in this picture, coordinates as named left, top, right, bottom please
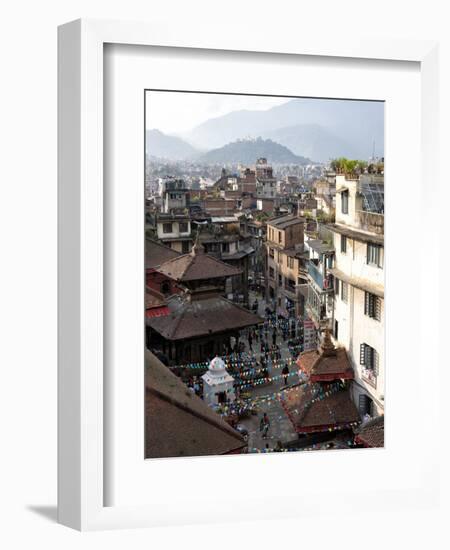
left=145, top=91, right=289, bottom=134
left=145, top=91, right=384, bottom=163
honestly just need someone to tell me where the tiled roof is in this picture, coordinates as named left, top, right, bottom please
left=145, top=290, right=166, bottom=309
left=296, top=348, right=354, bottom=382
left=355, top=415, right=384, bottom=448
left=282, top=384, right=360, bottom=434
left=145, top=350, right=245, bottom=458
left=267, top=214, right=304, bottom=229
left=146, top=296, right=264, bottom=340
left=155, top=245, right=242, bottom=282
left=145, top=239, right=180, bottom=269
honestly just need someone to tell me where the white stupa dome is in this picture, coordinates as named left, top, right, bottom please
left=202, top=356, right=234, bottom=385
left=209, top=356, right=227, bottom=373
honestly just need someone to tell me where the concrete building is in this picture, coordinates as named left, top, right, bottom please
left=265, top=214, right=309, bottom=319
left=328, top=174, right=385, bottom=419
left=160, top=177, right=190, bottom=214
left=198, top=225, right=254, bottom=306
left=304, top=236, right=335, bottom=330
left=156, top=213, right=192, bottom=253
left=255, top=158, right=277, bottom=198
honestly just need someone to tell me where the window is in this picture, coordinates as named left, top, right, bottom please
left=364, top=292, right=381, bottom=320
left=334, top=277, right=340, bottom=295
left=341, top=190, right=349, bottom=214
left=269, top=267, right=274, bottom=279
left=179, top=222, right=189, bottom=233
left=341, top=281, right=348, bottom=303
left=287, top=257, right=294, bottom=269
left=334, top=320, right=339, bottom=340
left=269, top=286, right=275, bottom=299
left=278, top=274, right=282, bottom=285
left=162, top=222, right=173, bottom=234
left=269, top=247, right=274, bottom=258
left=278, top=231, right=282, bottom=244
left=182, top=240, right=190, bottom=254
left=360, top=343, right=379, bottom=386
left=358, top=394, right=373, bottom=417
left=285, top=277, right=295, bottom=291
left=367, top=243, right=382, bottom=267
left=341, top=235, right=347, bottom=253
left=222, top=242, right=230, bottom=253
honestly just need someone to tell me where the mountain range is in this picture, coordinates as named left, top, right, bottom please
left=146, top=129, right=199, bottom=161
left=146, top=98, right=384, bottom=163
left=197, top=137, right=310, bottom=165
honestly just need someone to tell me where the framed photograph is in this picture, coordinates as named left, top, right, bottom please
left=58, top=18, right=439, bottom=530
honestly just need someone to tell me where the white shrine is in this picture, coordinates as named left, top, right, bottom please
left=202, top=356, right=235, bottom=409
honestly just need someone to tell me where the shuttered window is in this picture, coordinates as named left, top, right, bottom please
left=341, top=190, right=349, bottom=214
left=375, top=295, right=382, bottom=321
left=360, top=343, right=379, bottom=374
left=364, top=292, right=382, bottom=321
left=367, top=243, right=382, bottom=267
left=341, top=235, right=347, bottom=253
left=334, top=277, right=340, bottom=295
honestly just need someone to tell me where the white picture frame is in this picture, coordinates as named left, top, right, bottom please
left=58, top=18, right=440, bottom=531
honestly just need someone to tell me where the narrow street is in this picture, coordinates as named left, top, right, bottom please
left=237, top=290, right=300, bottom=452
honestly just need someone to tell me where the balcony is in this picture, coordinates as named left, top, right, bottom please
left=356, top=210, right=384, bottom=235
left=283, top=279, right=297, bottom=298
left=305, top=285, right=329, bottom=328
left=298, top=263, right=308, bottom=277
left=308, top=262, right=323, bottom=288
left=305, top=302, right=328, bottom=328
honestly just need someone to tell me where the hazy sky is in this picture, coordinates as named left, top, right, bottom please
left=145, top=91, right=289, bottom=135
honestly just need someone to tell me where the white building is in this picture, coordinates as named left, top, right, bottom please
left=328, top=174, right=384, bottom=419
left=255, top=158, right=277, bottom=198
left=202, top=356, right=236, bottom=409
left=156, top=214, right=192, bottom=253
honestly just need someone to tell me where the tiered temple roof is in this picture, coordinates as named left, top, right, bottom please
left=296, top=329, right=354, bottom=382
left=155, top=242, right=242, bottom=282
left=146, top=295, right=263, bottom=340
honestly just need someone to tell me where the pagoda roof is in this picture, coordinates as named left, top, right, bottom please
left=296, top=330, right=354, bottom=382
left=281, top=384, right=360, bottom=434
left=354, top=415, right=384, bottom=448
left=146, top=295, right=263, bottom=341
left=296, top=348, right=354, bottom=382
left=145, top=238, right=180, bottom=269
left=155, top=244, right=242, bottom=282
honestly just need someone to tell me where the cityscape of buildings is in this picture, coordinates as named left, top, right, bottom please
left=144, top=96, right=385, bottom=458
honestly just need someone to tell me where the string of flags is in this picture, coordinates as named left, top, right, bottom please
left=213, top=380, right=347, bottom=414
left=169, top=351, right=302, bottom=372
